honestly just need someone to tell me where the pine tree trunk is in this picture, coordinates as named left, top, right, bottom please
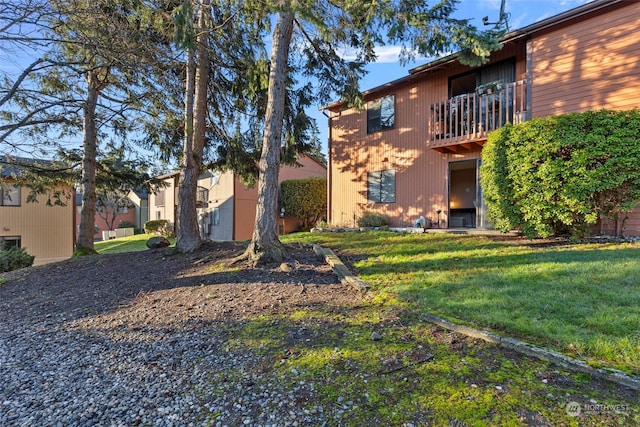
left=176, top=0, right=209, bottom=253
left=245, top=12, right=295, bottom=264
left=76, top=69, right=100, bottom=253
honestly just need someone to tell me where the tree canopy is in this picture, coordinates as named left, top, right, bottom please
left=2, top=0, right=505, bottom=259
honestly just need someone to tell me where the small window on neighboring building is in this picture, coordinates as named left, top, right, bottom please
left=367, top=169, right=396, bottom=203
left=196, top=186, right=209, bottom=208
left=156, top=210, right=161, bottom=220
left=210, top=172, right=220, bottom=187
left=0, top=184, right=21, bottom=206
left=0, top=236, right=21, bottom=250
left=367, top=95, right=395, bottom=133
left=211, top=207, right=220, bottom=226
left=155, top=190, right=166, bottom=207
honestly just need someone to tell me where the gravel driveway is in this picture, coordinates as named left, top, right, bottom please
left=0, top=243, right=359, bottom=426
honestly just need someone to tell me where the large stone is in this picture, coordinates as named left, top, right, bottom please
left=146, top=236, right=170, bottom=249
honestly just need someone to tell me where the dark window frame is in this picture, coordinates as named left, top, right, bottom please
left=367, top=169, right=396, bottom=203
left=0, top=184, right=21, bottom=206
left=0, top=236, right=21, bottom=249
left=448, top=58, right=516, bottom=97
left=367, top=95, right=396, bottom=134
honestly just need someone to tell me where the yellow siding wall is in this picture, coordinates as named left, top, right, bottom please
left=0, top=183, right=74, bottom=265
left=531, top=4, right=640, bottom=116
left=206, top=171, right=235, bottom=241
left=148, top=174, right=178, bottom=226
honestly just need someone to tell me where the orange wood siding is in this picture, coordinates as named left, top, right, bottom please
left=531, top=3, right=640, bottom=117
left=329, top=45, right=525, bottom=228
left=1, top=183, right=74, bottom=265
left=530, top=2, right=640, bottom=235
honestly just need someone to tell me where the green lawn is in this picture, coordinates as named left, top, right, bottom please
left=95, top=233, right=175, bottom=254
left=283, top=232, right=640, bottom=375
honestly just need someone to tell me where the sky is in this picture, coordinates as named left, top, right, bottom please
left=311, top=0, right=595, bottom=151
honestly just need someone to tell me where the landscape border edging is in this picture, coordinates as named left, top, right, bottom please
left=312, top=244, right=369, bottom=292
left=313, top=243, right=639, bottom=392
left=422, top=313, right=640, bottom=391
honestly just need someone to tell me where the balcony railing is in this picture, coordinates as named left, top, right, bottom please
left=429, top=80, right=528, bottom=151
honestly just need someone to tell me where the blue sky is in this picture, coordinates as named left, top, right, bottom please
left=312, top=0, right=594, bottom=151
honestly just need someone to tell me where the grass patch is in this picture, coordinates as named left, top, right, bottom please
left=283, top=232, right=640, bottom=375
left=220, top=301, right=639, bottom=426
left=95, top=233, right=175, bottom=254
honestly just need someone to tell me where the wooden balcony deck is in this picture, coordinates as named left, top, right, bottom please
left=428, top=80, right=528, bottom=153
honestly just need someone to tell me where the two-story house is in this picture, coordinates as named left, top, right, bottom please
left=149, top=154, right=327, bottom=240
left=324, top=0, right=640, bottom=235
left=1, top=156, right=75, bottom=265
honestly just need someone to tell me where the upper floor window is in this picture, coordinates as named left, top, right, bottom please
left=155, top=190, right=166, bottom=207
left=449, top=59, right=515, bottom=97
left=367, top=95, right=395, bottom=133
left=0, top=184, right=20, bottom=206
left=367, top=169, right=396, bottom=203
left=196, top=186, right=209, bottom=208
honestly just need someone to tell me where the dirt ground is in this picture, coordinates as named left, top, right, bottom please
left=1, top=239, right=637, bottom=425
left=0, top=241, right=360, bottom=327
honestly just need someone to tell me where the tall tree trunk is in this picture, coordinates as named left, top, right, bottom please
left=76, top=69, right=101, bottom=252
left=245, top=12, right=295, bottom=264
left=176, top=0, right=209, bottom=253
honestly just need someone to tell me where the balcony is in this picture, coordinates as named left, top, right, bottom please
left=429, top=80, right=528, bottom=153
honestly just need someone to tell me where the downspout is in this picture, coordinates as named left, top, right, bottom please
left=72, top=186, right=77, bottom=253
left=525, top=37, right=533, bottom=120
left=322, top=109, right=332, bottom=225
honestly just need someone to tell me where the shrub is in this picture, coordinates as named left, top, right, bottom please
left=0, top=246, right=35, bottom=273
left=72, top=247, right=98, bottom=257
left=358, top=211, right=389, bottom=227
left=118, top=221, right=134, bottom=229
left=144, top=219, right=173, bottom=237
left=481, top=109, right=640, bottom=238
left=280, top=178, right=327, bottom=229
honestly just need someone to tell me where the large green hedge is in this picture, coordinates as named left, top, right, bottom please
left=280, top=177, right=327, bottom=229
left=480, top=110, right=640, bottom=238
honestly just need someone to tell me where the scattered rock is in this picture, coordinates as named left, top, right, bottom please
left=146, top=236, right=170, bottom=249
left=371, top=332, right=383, bottom=341
left=280, top=262, right=292, bottom=273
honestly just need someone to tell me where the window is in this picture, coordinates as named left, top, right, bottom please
left=196, top=186, right=209, bottom=208
left=449, top=59, right=515, bottom=97
left=367, top=169, right=395, bottom=203
left=0, top=184, right=21, bottom=206
left=210, top=172, right=220, bottom=187
left=155, top=190, right=165, bottom=207
left=367, top=95, right=395, bottom=133
left=0, top=236, right=21, bottom=250
left=211, top=208, right=220, bottom=226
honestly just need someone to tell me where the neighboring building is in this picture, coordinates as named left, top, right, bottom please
left=75, top=191, right=145, bottom=241
left=127, top=188, right=149, bottom=232
left=149, top=154, right=327, bottom=240
left=324, top=0, right=640, bottom=235
left=1, top=157, right=75, bottom=265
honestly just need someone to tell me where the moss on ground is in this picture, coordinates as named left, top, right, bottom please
left=221, top=300, right=638, bottom=426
